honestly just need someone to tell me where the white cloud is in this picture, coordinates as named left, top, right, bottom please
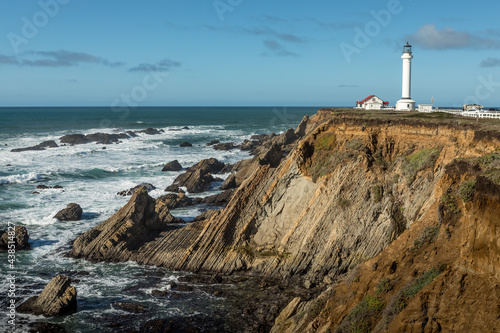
left=406, top=24, right=500, bottom=50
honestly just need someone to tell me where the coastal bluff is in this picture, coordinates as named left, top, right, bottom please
left=70, top=109, right=500, bottom=332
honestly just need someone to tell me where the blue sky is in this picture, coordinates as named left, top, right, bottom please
left=0, top=0, right=499, bottom=107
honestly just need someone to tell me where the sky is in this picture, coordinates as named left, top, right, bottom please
left=0, top=0, right=499, bottom=107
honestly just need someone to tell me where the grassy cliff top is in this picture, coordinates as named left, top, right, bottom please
left=319, top=108, right=500, bottom=134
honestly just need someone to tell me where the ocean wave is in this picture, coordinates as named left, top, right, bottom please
left=0, top=172, right=44, bottom=185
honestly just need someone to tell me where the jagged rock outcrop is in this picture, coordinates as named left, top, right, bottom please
left=213, top=142, right=235, bottom=151
left=70, top=187, right=177, bottom=262
left=0, top=226, right=30, bottom=250
left=60, top=129, right=162, bottom=146
left=70, top=109, right=500, bottom=331
left=11, top=140, right=58, bottom=153
left=54, top=203, right=83, bottom=221
left=137, top=128, right=163, bottom=135
left=161, top=160, right=182, bottom=172
left=117, top=183, right=155, bottom=196
left=156, top=193, right=192, bottom=210
left=166, top=158, right=225, bottom=193
left=17, top=275, right=77, bottom=317
left=273, top=157, right=500, bottom=333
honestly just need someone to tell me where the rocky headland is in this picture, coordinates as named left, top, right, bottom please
left=65, top=109, right=500, bottom=332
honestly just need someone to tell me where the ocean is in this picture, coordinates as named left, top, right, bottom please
left=0, top=106, right=318, bottom=332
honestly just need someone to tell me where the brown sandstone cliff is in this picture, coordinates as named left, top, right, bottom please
left=70, top=109, right=500, bottom=331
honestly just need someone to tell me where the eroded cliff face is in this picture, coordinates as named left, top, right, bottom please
left=70, top=109, right=500, bottom=331
left=272, top=160, right=500, bottom=332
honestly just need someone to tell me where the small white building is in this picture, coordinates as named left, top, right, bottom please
left=418, top=104, right=433, bottom=112
left=355, top=95, right=389, bottom=110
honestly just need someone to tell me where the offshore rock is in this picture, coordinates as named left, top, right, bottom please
left=213, top=142, right=235, bottom=150
left=54, top=203, right=83, bottom=221
left=179, top=141, right=192, bottom=147
left=11, top=140, right=58, bottom=153
left=156, top=192, right=193, bottom=210
left=221, top=173, right=237, bottom=190
left=17, top=275, right=77, bottom=317
left=161, top=160, right=182, bottom=172
left=117, top=183, right=156, bottom=196
left=59, top=134, right=90, bottom=145
left=0, top=226, right=30, bottom=250
left=70, top=187, right=175, bottom=262
left=167, top=158, right=225, bottom=193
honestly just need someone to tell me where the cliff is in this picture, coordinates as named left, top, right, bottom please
left=70, top=109, right=500, bottom=331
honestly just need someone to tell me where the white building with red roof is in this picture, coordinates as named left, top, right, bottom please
left=355, top=95, right=389, bottom=110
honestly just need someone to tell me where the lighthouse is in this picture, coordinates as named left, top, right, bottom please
left=396, top=43, right=416, bottom=111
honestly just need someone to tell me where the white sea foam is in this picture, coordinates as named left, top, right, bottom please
left=0, top=172, right=44, bottom=185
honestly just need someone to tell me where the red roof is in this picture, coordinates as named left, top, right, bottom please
left=357, top=95, right=375, bottom=104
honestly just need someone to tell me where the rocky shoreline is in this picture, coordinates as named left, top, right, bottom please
left=8, top=109, right=500, bottom=332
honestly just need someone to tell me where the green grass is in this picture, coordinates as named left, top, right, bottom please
left=458, top=180, right=476, bottom=202
left=402, top=148, right=442, bottom=185
left=390, top=268, right=441, bottom=315
left=316, top=133, right=337, bottom=150
left=336, top=295, right=384, bottom=333
left=372, top=185, right=383, bottom=203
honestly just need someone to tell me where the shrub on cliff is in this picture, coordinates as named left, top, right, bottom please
left=336, top=295, right=384, bottom=333
left=458, top=180, right=476, bottom=202
left=402, top=148, right=441, bottom=185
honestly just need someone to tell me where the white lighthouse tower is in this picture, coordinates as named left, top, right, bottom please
left=396, top=43, right=416, bottom=111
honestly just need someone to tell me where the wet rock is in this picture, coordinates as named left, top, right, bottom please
left=60, top=134, right=90, bottom=145
left=84, top=133, right=129, bottom=144
left=161, top=160, right=182, bottom=172
left=137, top=128, right=163, bottom=135
left=70, top=187, right=175, bottom=262
left=29, top=322, right=67, bottom=333
left=11, top=140, right=59, bottom=153
left=0, top=226, right=30, bottom=250
left=251, top=133, right=276, bottom=142
left=206, top=139, right=220, bottom=146
left=117, top=183, right=156, bottom=196
left=167, top=158, right=225, bottom=193
left=54, top=203, right=83, bottom=221
left=187, top=158, right=226, bottom=175
left=53, top=185, right=64, bottom=189
left=179, top=141, right=192, bottom=147
left=139, top=317, right=223, bottom=333
left=151, top=289, right=168, bottom=297
left=181, top=126, right=190, bottom=130
left=213, top=142, right=235, bottom=150
left=17, top=275, right=77, bottom=317
left=126, top=131, right=137, bottom=137
left=174, top=284, right=193, bottom=292
left=36, top=185, right=50, bottom=190
left=239, top=139, right=259, bottom=151
left=156, top=193, right=193, bottom=210
left=164, top=184, right=180, bottom=193
left=258, top=143, right=283, bottom=168
left=114, top=302, right=147, bottom=313
left=221, top=174, right=237, bottom=190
